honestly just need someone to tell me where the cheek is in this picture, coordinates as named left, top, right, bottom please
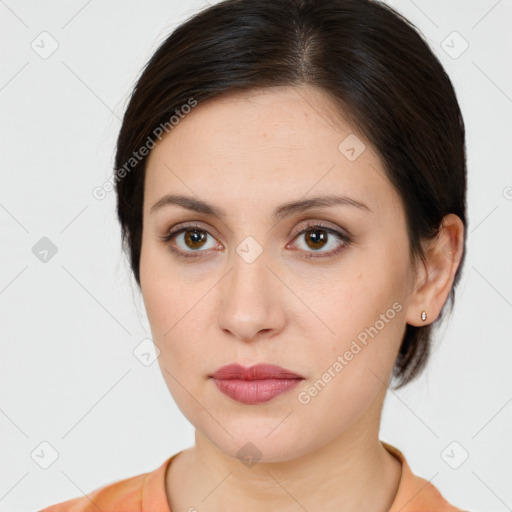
left=292, top=274, right=407, bottom=437
left=140, top=262, right=208, bottom=417
left=139, top=240, right=223, bottom=386
left=141, top=276, right=203, bottom=368
left=298, top=248, right=409, bottom=389
left=140, top=242, right=193, bottom=366
left=140, top=238, right=191, bottom=334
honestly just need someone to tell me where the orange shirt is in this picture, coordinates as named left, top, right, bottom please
left=39, top=442, right=465, bottom=511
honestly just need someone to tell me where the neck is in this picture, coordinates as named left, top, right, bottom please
left=167, top=388, right=401, bottom=512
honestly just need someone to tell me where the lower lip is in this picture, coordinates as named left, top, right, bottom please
left=212, top=378, right=303, bottom=404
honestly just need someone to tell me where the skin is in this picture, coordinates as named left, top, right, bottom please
left=139, top=84, right=464, bottom=512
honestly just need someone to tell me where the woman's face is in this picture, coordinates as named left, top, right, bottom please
left=140, top=85, right=417, bottom=462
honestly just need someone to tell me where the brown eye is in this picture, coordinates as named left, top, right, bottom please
left=291, top=223, right=351, bottom=259
left=183, top=229, right=208, bottom=250
left=303, top=228, right=329, bottom=250
left=161, top=224, right=220, bottom=258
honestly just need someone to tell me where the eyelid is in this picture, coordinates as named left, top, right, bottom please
left=161, top=221, right=222, bottom=243
left=289, top=219, right=351, bottom=240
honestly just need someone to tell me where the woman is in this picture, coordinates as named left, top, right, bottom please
left=41, top=0, right=467, bottom=510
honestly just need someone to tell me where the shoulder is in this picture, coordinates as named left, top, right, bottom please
left=39, top=472, right=148, bottom=512
left=39, top=455, right=175, bottom=512
left=383, top=442, right=468, bottom=512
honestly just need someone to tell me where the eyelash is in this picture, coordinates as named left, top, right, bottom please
left=160, top=222, right=351, bottom=260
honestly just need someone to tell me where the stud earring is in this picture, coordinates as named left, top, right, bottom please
left=420, top=311, right=427, bottom=322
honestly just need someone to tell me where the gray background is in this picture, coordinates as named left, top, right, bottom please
left=1, top=1, right=511, bottom=511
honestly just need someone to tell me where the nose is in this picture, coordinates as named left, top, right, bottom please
left=216, top=248, right=286, bottom=343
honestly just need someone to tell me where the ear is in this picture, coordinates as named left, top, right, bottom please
left=405, top=214, right=465, bottom=326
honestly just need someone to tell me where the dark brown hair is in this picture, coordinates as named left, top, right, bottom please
left=114, top=0, right=467, bottom=388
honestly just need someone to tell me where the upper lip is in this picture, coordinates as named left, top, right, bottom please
left=210, top=363, right=304, bottom=380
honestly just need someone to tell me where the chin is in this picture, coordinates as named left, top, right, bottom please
left=200, top=417, right=317, bottom=465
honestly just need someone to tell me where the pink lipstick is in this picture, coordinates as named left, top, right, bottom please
left=210, top=363, right=304, bottom=404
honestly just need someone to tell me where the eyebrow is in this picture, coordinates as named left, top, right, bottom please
left=150, top=193, right=370, bottom=221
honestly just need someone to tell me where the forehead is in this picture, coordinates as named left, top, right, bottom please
left=143, top=85, right=401, bottom=219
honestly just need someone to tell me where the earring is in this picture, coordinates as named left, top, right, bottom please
left=420, top=311, right=427, bottom=322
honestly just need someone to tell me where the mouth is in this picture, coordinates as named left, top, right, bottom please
left=209, top=363, right=305, bottom=404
